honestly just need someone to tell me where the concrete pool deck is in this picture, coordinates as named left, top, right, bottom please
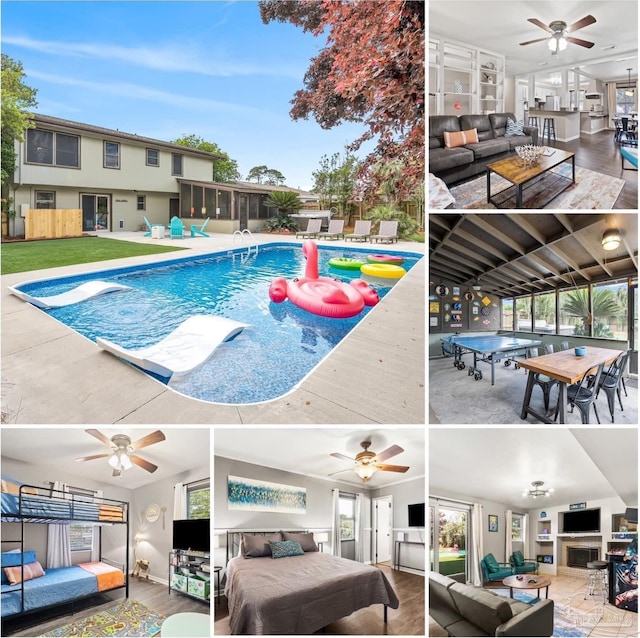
left=2, top=232, right=425, bottom=424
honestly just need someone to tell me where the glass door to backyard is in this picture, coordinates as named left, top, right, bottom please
left=430, top=501, right=468, bottom=578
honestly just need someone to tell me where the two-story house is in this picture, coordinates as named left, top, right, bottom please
left=9, top=114, right=321, bottom=239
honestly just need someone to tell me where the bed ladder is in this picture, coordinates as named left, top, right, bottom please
left=232, top=229, right=259, bottom=260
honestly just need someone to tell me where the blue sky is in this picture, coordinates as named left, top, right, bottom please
left=2, top=0, right=372, bottom=191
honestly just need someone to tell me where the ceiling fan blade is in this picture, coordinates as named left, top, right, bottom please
left=85, top=429, right=114, bottom=448
left=527, top=18, right=553, bottom=34
left=567, top=14, right=596, bottom=33
left=375, top=463, right=410, bottom=473
left=375, top=444, right=404, bottom=463
left=330, top=452, right=355, bottom=462
left=519, top=37, right=550, bottom=46
left=112, top=468, right=121, bottom=478
left=130, top=455, right=158, bottom=473
left=130, top=430, right=166, bottom=450
left=75, top=453, right=110, bottom=462
left=566, top=36, right=595, bottom=49
left=328, top=468, right=354, bottom=477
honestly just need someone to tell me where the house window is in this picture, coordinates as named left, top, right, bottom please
left=559, top=286, right=589, bottom=336
left=339, top=493, right=356, bottom=540
left=515, top=296, right=532, bottom=332
left=172, top=153, right=183, bottom=176
left=512, top=515, right=522, bottom=541
left=69, top=524, right=93, bottom=551
left=26, top=129, right=79, bottom=167
left=502, top=298, right=513, bottom=330
left=146, top=149, right=159, bottom=167
left=35, top=191, right=55, bottom=209
left=534, top=292, right=556, bottom=333
left=26, top=129, right=54, bottom=165
left=55, top=133, right=79, bottom=167
left=592, top=281, right=628, bottom=340
left=137, top=195, right=146, bottom=211
left=187, top=480, right=210, bottom=519
left=616, top=87, right=636, bottom=116
left=104, top=142, right=120, bottom=169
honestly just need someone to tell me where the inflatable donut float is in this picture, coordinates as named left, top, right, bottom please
left=366, top=254, right=405, bottom=265
left=360, top=263, right=406, bottom=279
left=328, top=257, right=366, bottom=270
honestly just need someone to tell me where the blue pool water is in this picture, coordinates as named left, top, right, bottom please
left=15, top=243, right=422, bottom=404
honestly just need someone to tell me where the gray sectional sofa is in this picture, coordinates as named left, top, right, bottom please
left=430, top=113, right=539, bottom=185
left=429, top=571, right=554, bottom=637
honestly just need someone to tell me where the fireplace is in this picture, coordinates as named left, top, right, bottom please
left=567, top=546, right=599, bottom=568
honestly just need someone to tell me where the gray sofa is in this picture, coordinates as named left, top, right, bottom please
left=430, top=113, right=539, bottom=185
left=429, top=571, right=554, bottom=637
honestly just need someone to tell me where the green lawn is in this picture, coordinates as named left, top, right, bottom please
left=1, top=237, right=188, bottom=275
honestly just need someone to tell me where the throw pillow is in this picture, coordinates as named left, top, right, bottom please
left=443, top=128, right=479, bottom=148
left=484, top=553, right=500, bottom=573
left=241, top=533, right=283, bottom=558
left=505, top=119, right=525, bottom=137
left=269, top=540, right=304, bottom=559
left=4, top=561, right=45, bottom=585
left=281, top=531, right=317, bottom=552
left=1, top=551, right=37, bottom=585
left=513, top=551, right=524, bottom=566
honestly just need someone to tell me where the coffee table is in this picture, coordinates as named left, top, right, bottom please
left=502, top=574, right=551, bottom=602
left=486, top=149, right=575, bottom=208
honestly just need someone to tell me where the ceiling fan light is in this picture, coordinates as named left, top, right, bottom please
left=602, top=229, right=621, bottom=251
left=558, top=36, right=567, bottom=51
left=547, top=37, right=556, bottom=52
left=356, top=465, right=376, bottom=481
left=120, top=453, right=132, bottom=470
left=108, top=452, right=120, bottom=469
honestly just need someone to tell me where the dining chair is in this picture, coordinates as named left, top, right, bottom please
left=559, top=341, right=575, bottom=351
left=526, top=346, right=558, bottom=412
left=594, top=350, right=631, bottom=422
left=556, top=362, right=604, bottom=424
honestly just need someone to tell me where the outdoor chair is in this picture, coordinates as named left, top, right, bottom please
left=555, top=361, right=605, bottom=424
left=143, top=216, right=165, bottom=237
left=480, top=553, right=513, bottom=586
left=295, top=218, right=322, bottom=239
left=370, top=220, right=398, bottom=244
left=593, top=349, right=631, bottom=422
left=509, top=550, right=538, bottom=575
left=190, top=217, right=210, bottom=238
left=526, top=346, right=558, bottom=412
left=169, top=216, right=185, bottom=239
left=345, top=220, right=372, bottom=242
left=318, top=219, right=345, bottom=240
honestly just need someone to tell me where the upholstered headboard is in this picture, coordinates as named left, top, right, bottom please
left=225, top=529, right=310, bottom=564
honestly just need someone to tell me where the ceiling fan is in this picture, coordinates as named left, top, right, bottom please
left=75, top=429, right=166, bottom=477
left=519, top=15, right=596, bottom=54
left=329, top=441, right=409, bottom=483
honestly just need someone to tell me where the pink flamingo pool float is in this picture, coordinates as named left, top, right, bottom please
left=269, top=240, right=379, bottom=318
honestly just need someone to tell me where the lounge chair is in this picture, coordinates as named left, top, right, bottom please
left=143, top=216, right=165, bottom=237
left=371, top=220, right=398, bottom=244
left=345, top=220, right=371, bottom=242
left=9, top=281, right=131, bottom=309
left=169, top=216, right=185, bottom=239
left=191, top=218, right=210, bottom=237
left=295, top=218, right=322, bottom=239
left=318, top=219, right=345, bottom=240
left=97, top=315, right=249, bottom=378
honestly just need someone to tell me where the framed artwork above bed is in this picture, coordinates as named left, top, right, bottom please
left=227, top=475, right=306, bottom=514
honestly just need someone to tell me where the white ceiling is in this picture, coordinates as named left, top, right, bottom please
left=0, top=428, right=210, bottom=490
left=430, top=428, right=638, bottom=510
left=430, top=0, right=638, bottom=84
left=214, top=428, right=425, bottom=489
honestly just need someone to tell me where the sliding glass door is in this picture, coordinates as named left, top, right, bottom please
left=430, top=499, right=469, bottom=578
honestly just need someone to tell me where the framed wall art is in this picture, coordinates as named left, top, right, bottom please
left=227, top=475, right=307, bottom=514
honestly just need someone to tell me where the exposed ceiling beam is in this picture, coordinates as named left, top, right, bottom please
left=526, top=253, right=574, bottom=285
left=509, top=214, right=549, bottom=247
left=455, top=228, right=511, bottom=263
left=430, top=216, right=466, bottom=259
left=465, top=216, right=527, bottom=255
left=551, top=245, right=593, bottom=282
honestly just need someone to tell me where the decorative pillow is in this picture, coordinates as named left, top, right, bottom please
left=444, top=128, right=479, bottom=148
left=1, top=478, right=37, bottom=495
left=484, top=553, right=500, bottom=573
left=4, top=561, right=45, bottom=585
left=241, top=533, right=283, bottom=558
left=512, top=551, right=524, bottom=566
left=281, top=531, right=317, bottom=552
left=269, top=540, right=304, bottom=559
left=505, top=119, right=525, bottom=137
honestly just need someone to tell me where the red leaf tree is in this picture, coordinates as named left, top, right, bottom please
left=259, top=0, right=424, bottom=201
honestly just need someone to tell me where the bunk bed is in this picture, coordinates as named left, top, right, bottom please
left=1, top=476, right=129, bottom=624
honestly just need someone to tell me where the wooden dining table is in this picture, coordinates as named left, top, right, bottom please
left=518, top=346, right=623, bottom=424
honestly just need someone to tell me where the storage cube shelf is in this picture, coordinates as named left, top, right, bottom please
left=169, top=549, right=211, bottom=602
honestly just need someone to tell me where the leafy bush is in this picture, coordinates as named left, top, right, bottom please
left=264, top=214, right=298, bottom=233
left=365, top=205, right=420, bottom=239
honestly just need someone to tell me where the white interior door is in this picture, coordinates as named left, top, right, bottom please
left=374, top=497, right=392, bottom=563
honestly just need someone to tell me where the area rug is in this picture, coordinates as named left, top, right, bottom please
left=40, top=600, right=165, bottom=637
left=449, top=164, right=625, bottom=209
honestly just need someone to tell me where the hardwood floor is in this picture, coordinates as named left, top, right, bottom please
left=548, top=130, right=638, bottom=209
left=214, top=564, right=425, bottom=635
left=429, top=573, right=638, bottom=637
left=3, top=578, right=210, bottom=637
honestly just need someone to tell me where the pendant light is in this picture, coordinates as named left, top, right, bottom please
left=625, top=68, right=634, bottom=97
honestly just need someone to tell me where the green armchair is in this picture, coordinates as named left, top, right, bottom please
left=510, top=550, right=538, bottom=574
left=480, top=553, right=513, bottom=585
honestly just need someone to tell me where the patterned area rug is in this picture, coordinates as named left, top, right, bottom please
left=449, top=163, right=625, bottom=209
left=40, top=599, right=165, bottom=637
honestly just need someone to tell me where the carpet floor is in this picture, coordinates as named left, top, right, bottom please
left=449, top=164, right=625, bottom=209
left=39, top=600, right=165, bottom=637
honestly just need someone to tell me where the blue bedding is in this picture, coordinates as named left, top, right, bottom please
left=1, top=566, right=99, bottom=617
left=1, top=492, right=99, bottom=521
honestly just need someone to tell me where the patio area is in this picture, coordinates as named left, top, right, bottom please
left=1, top=232, right=424, bottom=424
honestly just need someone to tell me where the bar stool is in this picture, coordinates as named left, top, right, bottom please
left=527, top=116, right=539, bottom=128
left=584, top=560, right=608, bottom=602
left=542, top=118, right=556, bottom=144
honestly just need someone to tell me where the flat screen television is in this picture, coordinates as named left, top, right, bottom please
left=173, top=518, right=210, bottom=552
left=561, top=508, right=600, bottom=533
left=408, top=503, right=425, bottom=527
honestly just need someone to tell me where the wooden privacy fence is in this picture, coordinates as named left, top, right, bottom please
left=25, top=209, right=83, bottom=240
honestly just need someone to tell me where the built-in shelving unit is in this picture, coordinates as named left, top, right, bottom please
left=169, top=549, right=211, bottom=603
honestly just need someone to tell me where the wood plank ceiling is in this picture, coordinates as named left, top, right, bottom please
left=429, top=213, right=638, bottom=297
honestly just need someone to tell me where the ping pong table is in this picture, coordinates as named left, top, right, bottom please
left=441, top=335, right=542, bottom=385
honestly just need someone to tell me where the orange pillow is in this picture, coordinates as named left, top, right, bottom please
left=444, top=128, right=479, bottom=148
left=4, top=561, right=45, bottom=585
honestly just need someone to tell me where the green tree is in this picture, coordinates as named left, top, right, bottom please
left=561, top=288, right=624, bottom=337
left=311, top=151, right=359, bottom=214
left=188, top=487, right=210, bottom=519
left=263, top=190, right=303, bottom=214
left=172, top=134, right=240, bottom=183
left=1, top=54, right=38, bottom=188
left=247, top=165, right=286, bottom=185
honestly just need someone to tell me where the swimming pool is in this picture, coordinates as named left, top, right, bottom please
left=13, top=243, right=422, bottom=404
